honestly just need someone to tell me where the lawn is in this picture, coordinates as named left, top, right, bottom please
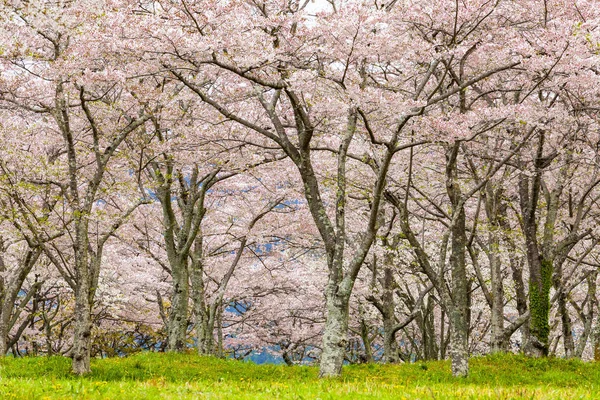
left=0, top=352, right=597, bottom=399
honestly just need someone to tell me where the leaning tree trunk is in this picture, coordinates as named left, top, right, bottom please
left=575, top=271, right=597, bottom=358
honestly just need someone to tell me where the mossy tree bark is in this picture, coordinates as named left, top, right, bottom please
left=518, top=133, right=551, bottom=357
left=518, top=131, right=593, bottom=357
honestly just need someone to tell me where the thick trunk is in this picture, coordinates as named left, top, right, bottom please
left=449, top=207, right=469, bottom=377
left=167, top=261, right=190, bottom=352
left=319, top=283, right=350, bottom=378
left=449, top=307, right=469, bottom=377
left=518, top=156, right=551, bottom=357
left=382, top=318, right=399, bottom=363
left=71, top=275, right=93, bottom=375
left=446, top=143, right=469, bottom=377
left=527, top=258, right=552, bottom=357
left=381, top=265, right=399, bottom=363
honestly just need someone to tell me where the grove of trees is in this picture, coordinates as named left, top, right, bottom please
left=1, top=0, right=599, bottom=378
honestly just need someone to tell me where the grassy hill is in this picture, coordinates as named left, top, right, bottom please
left=0, top=352, right=597, bottom=399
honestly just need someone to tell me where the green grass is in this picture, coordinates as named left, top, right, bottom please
left=0, top=352, right=597, bottom=399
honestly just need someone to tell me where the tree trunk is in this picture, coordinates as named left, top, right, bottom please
left=71, top=265, right=93, bottom=375
left=381, top=264, right=399, bottom=363
left=382, top=319, right=399, bottom=364
left=319, top=281, right=350, bottom=377
left=557, top=286, right=574, bottom=358
left=573, top=271, right=597, bottom=358
left=553, top=256, right=575, bottom=358
left=167, top=260, right=190, bottom=352
left=216, top=307, right=224, bottom=358
left=195, top=303, right=211, bottom=355
left=526, top=258, right=551, bottom=357
left=518, top=135, right=551, bottom=357
left=0, top=293, right=9, bottom=356
left=498, top=203, right=529, bottom=350
left=449, top=307, right=469, bottom=377
left=449, top=207, right=469, bottom=377
left=0, top=323, right=7, bottom=356
left=422, top=297, right=438, bottom=360
left=509, top=255, right=529, bottom=350
left=446, top=143, right=469, bottom=377
left=594, top=317, right=600, bottom=362
left=489, top=228, right=505, bottom=352
left=191, top=245, right=212, bottom=355
left=0, top=253, right=7, bottom=356
left=358, top=303, right=374, bottom=363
